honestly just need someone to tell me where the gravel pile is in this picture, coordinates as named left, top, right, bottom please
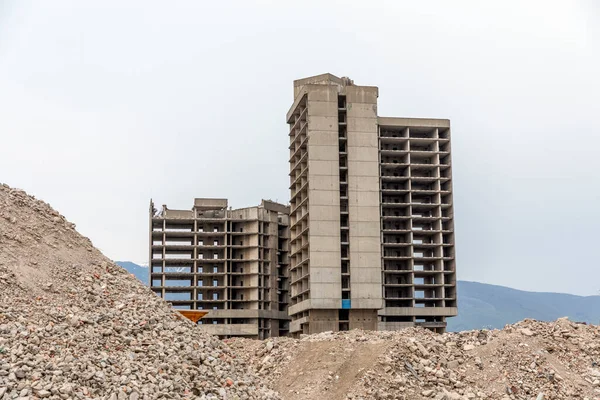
left=0, top=184, right=278, bottom=400
left=230, top=319, right=600, bottom=400
left=5, top=183, right=600, bottom=400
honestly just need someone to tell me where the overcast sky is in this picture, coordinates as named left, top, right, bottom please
left=1, top=1, right=598, bottom=295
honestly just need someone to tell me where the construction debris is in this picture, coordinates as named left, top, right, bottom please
left=0, top=184, right=278, bottom=399
left=229, top=319, right=600, bottom=400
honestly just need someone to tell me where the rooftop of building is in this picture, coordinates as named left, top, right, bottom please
left=150, top=198, right=289, bottom=219
left=288, top=73, right=450, bottom=127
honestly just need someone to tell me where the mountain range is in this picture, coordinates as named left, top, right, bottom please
left=117, top=261, right=149, bottom=285
left=115, top=261, right=600, bottom=332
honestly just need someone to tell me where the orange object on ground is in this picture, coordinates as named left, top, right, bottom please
left=177, top=310, right=208, bottom=323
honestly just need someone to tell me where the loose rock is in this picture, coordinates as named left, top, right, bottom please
left=0, top=184, right=278, bottom=399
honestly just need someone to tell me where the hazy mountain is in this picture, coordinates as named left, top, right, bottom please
left=115, top=261, right=149, bottom=285
left=115, top=262, right=600, bottom=331
left=448, top=281, right=600, bottom=331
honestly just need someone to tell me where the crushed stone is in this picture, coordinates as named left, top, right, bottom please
left=0, top=184, right=278, bottom=400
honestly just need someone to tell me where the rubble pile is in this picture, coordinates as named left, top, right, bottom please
left=0, top=184, right=278, bottom=400
left=231, top=319, right=600, bottom=400
left=227, top=330, right=389, bottom=395
left=4, top=183, right=600, bottom=400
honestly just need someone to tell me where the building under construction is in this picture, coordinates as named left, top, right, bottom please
left=149, top=199, right=290, bottom=339
left=287, top=73, right=457, bottom=335
left=148, top=73, right=457, bottom=337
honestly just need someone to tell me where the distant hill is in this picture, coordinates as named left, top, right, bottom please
left=448, top=281, right=600, bottom=331
left=115, top=262, right=600, bottom=331
left=115, top=261, right=148, bottom=285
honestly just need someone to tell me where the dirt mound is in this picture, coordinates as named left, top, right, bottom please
left=228, top=331, right=390, bottom=400
left=0, top=184, right=278, bottom=399
left=230, top=319, right=600, bottom=400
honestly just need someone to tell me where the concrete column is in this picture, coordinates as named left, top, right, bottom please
left=346, top=86, right=383, bottom=310
left=306, top=85, right=343, bottom=310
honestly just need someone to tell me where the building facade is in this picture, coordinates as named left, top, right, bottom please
left=149, top=199, right=290, bottom=339
left=287, top=74, right=457, bottom=335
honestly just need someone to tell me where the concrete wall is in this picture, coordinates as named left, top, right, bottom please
left=307, top=85, right=343, bottom=310
left=262, top=199, right=290, bottom=214
left=288, top=299, right=311, bottom=319
left=229, top=207, right=259, bottom=220
left=379, top=307, right=458, bottom=317
left=294, top=73, right=343, bottom=98
left=194, top=198, right=228, bottom=209
left=377, top=321, right=416, bottom=331
left=349, top=309, right=378, bottom=331
left=289, top=316, right=308, bottom=334
left=307, top=309, right=339, bottom=334
left=377, top=117, right=450, bottom=128
left=346, top=86, right=383, bottom=310
left=164, top=209, right=194, bottom=219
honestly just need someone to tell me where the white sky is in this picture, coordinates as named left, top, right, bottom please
left=1, top=1, right=599, bottom=295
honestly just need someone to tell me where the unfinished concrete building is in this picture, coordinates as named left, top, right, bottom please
left=149, top=199, right=290, bottom=339
left=287, top=73, right=457, bottom=335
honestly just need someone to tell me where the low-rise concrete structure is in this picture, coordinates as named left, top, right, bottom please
left=287, top=74, right=457, bottom=334
left=149, top=199, right=290, bottom=339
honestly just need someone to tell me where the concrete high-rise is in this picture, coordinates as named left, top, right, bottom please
left=149, top=199, right=290, bottom=339
left=287, top=73, right=457, bottom=335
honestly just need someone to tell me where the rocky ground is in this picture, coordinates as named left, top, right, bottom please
left=229, top=319, right=600, bottom=400
left=0, top=184, right=278, bottom=400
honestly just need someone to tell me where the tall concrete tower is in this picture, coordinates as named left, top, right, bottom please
left=287, top=74, right=457, bottom=335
